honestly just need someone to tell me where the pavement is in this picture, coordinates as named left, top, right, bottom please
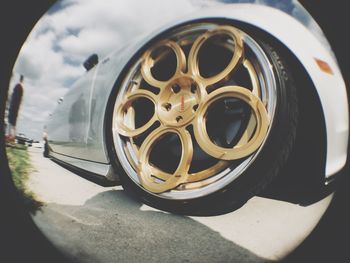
left=26, top=147, right=333, bottom=263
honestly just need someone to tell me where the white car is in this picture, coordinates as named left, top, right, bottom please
left=46, top=0, right=349, bottom=214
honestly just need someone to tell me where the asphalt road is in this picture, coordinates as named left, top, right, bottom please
left=26, top=147, right=333, bottom=263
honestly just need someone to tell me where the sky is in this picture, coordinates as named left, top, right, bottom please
left=6, top=0, right=322, bottom=141
left=8, top=0, right=201, bottom=141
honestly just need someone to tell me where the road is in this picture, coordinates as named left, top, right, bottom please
left=26, top=147, right=333, bottom=263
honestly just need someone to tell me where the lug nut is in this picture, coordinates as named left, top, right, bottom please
left=172, top=84, right=181, bottom=93
left=176, top=116, right=183, bottom=122
left=162, top=103, right=172, bottom=111
left=190, top=83, right=197, bottom=93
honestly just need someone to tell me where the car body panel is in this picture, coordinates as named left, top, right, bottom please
left=47, top=1, right=349, bottom=180
left=47, top=63, right=100, bottom=159
left=49, top=150, right=117, bottom=181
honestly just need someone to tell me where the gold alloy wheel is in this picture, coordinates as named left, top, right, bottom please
left=113, top=23, right=275, bottom=195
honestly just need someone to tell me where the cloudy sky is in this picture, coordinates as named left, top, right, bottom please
left=7, top=0, right=320, bottom=141
left=8, top=0, right=206, bottom=140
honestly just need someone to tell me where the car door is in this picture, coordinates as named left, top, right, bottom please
left=47, top=65, right=99, bottom=160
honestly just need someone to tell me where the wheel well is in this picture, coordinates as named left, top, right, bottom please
left=235, top=21, right=327, bottom=186
left=282, top=47, right=327, bottom=186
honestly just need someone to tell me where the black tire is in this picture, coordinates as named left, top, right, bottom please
left=110, top=25, right=298, bottom=215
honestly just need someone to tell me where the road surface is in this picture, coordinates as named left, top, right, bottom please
left=26, top=147, right=333, bottom=263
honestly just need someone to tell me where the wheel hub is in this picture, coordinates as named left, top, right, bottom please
left=158, top=77, right=201, bottom=127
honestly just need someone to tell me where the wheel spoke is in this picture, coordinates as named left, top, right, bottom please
left=235, top=115, right=257, bottom=147
left=188, top=26, right=244, bottom=86
left=137, top=126, right=167, bottom=190
left=141, top=40, right=186, bottom=89
left=186, top=160, right=228, bottom=184
left=149, top=157, right=229, bottom=185
left=174, top=128, right=193, bottom=177
left=193, top=86, right=269, bottom=160
left=137, top=127, right=193, bottom=193
left=148, top=165, right=171, bottom=181
left=114, top=89, right=158, bottom=137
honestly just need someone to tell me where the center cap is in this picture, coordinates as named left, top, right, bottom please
left=158, top=77, right=201, bottom=127
left=170, top=92, right=194, bottom=113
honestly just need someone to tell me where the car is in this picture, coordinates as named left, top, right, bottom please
left=15, top=133, right=33, bottom=146
left=46, top=0, right=349, bottom=214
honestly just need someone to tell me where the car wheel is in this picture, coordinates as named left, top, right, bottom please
left=110, top=22, right=298, bottom=215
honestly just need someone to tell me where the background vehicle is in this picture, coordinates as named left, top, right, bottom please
left=46, top=0, right=349, bottom=214
left=15, top=133, right=33, bottom=146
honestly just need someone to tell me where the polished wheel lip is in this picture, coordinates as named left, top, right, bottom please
left=112, top=22, right=277, bottom=200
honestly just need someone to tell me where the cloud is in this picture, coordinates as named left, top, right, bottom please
left=9, top=0, right=199, bottom=140
left=14, top=52, right=43, bottom=80
left=58, top=27, right=121, bottom=61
